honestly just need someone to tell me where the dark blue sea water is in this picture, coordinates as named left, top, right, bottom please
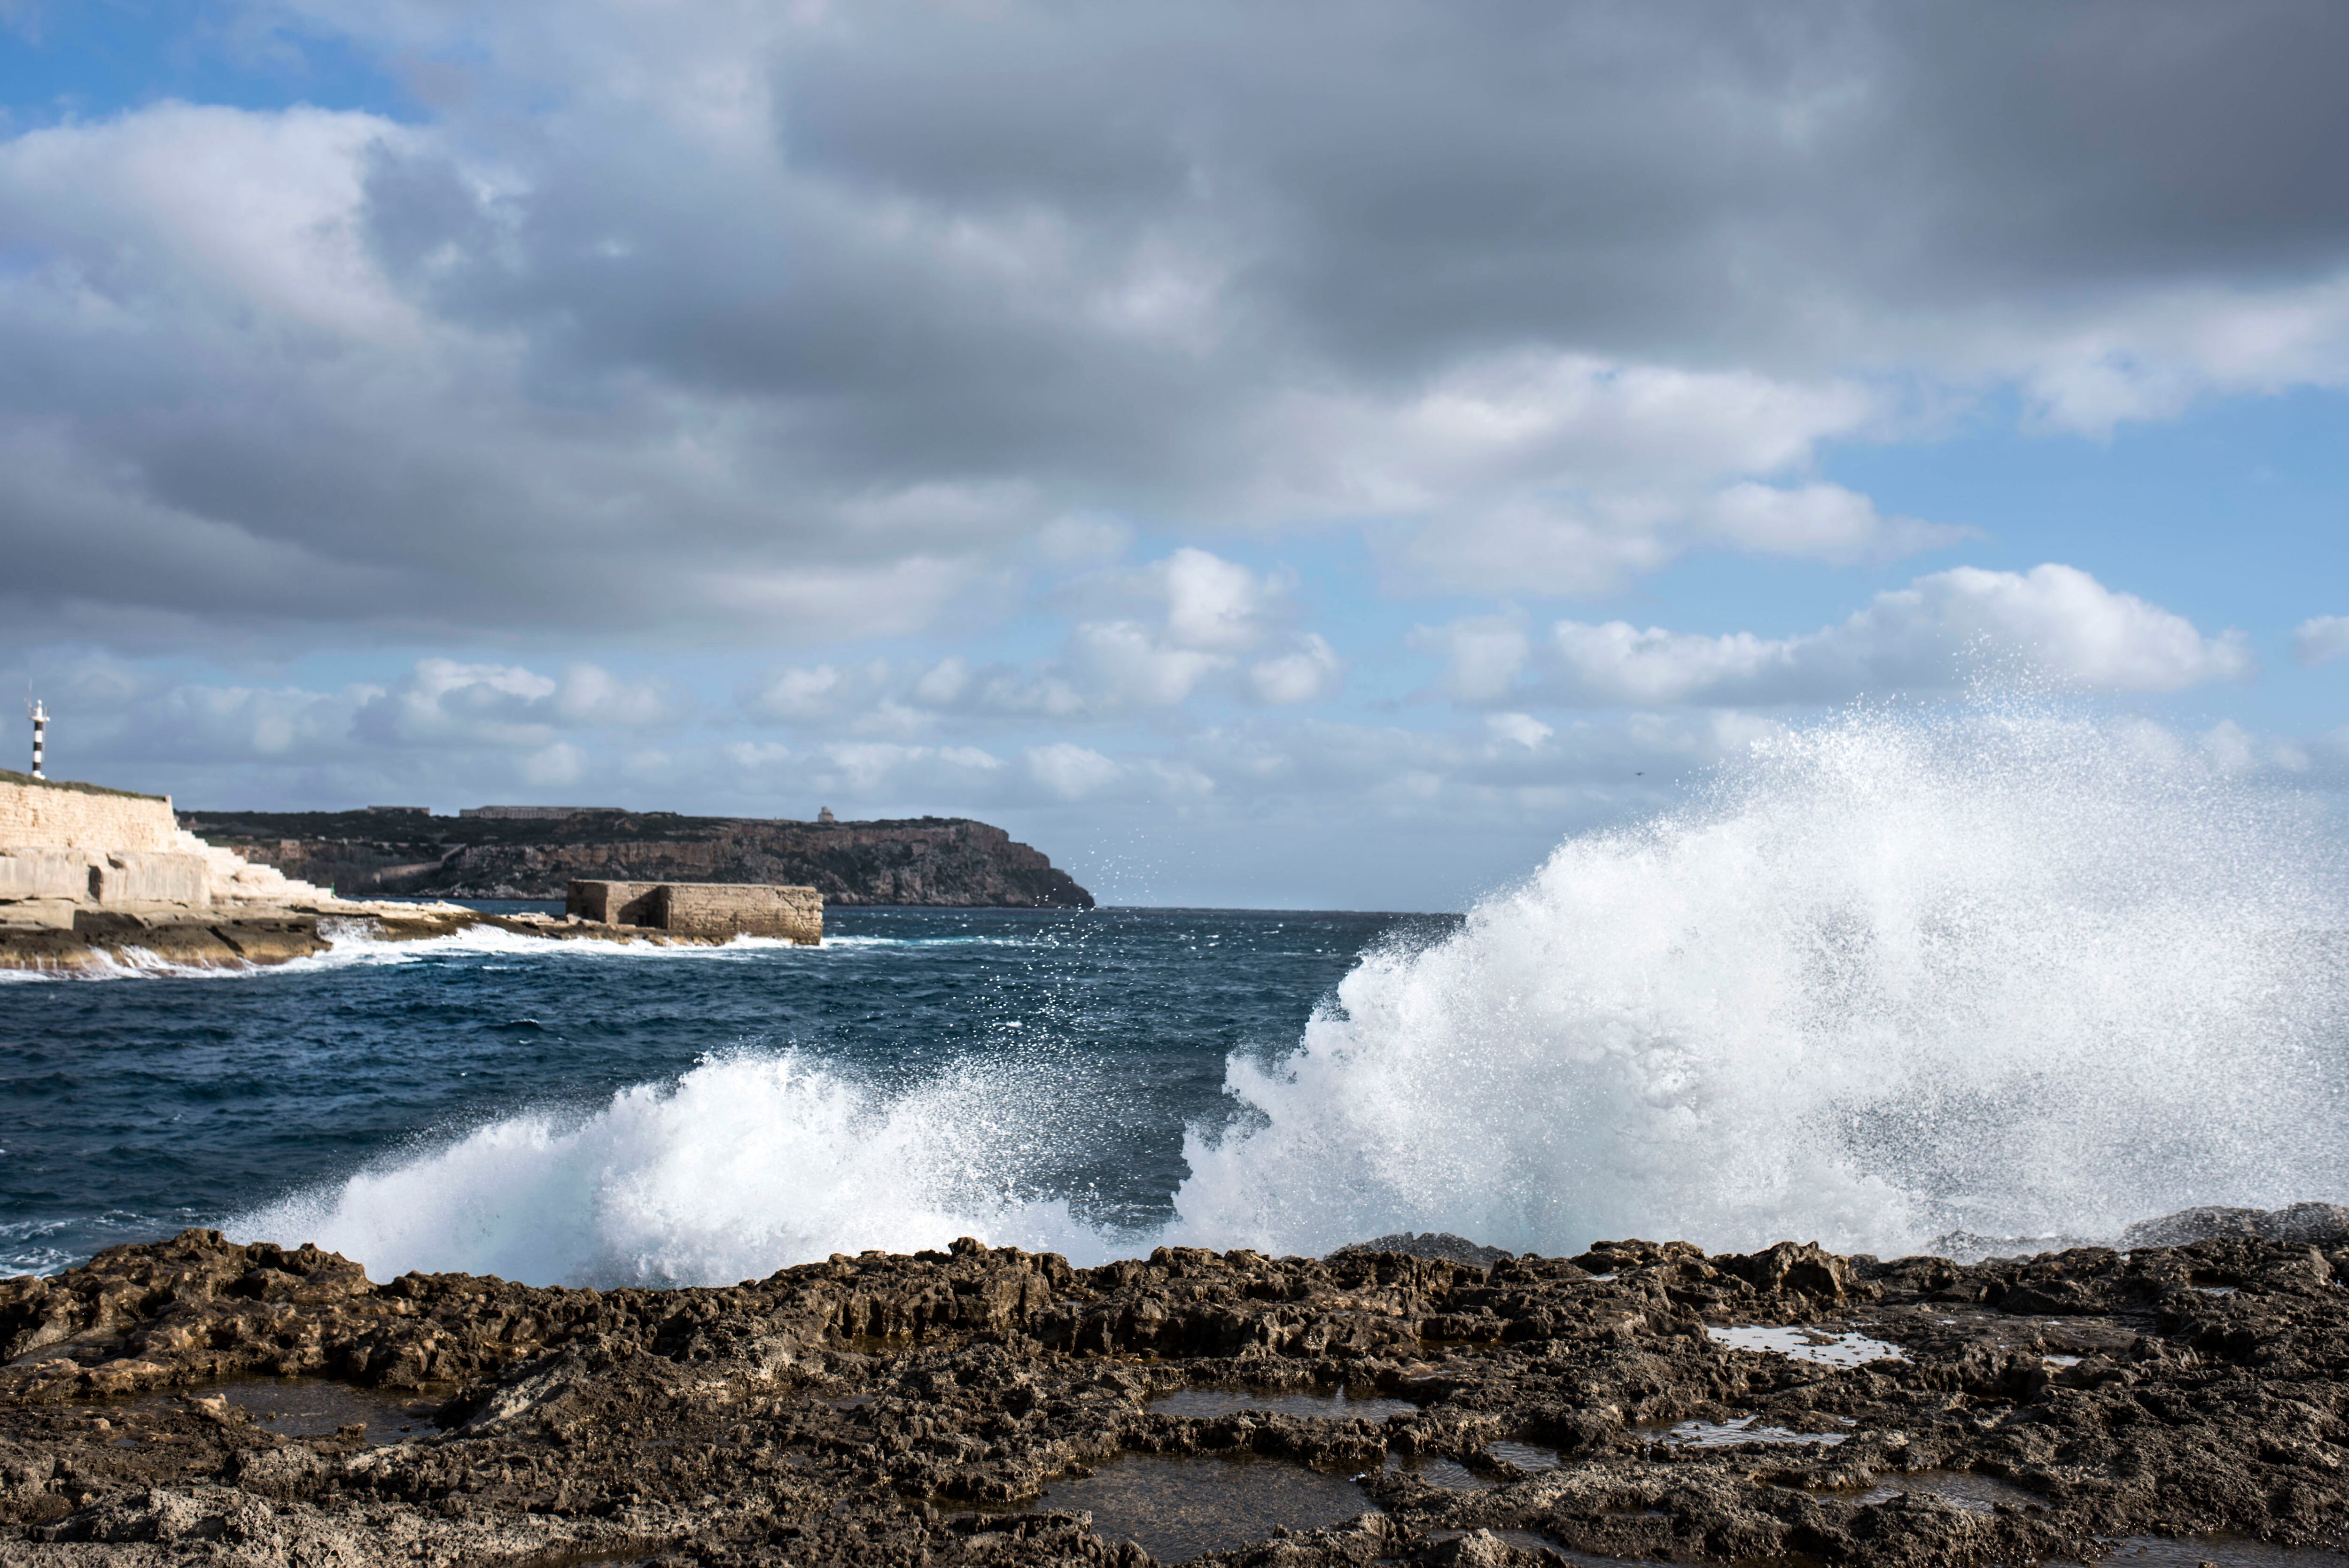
left=0, top=906, right=1448, bottom=1280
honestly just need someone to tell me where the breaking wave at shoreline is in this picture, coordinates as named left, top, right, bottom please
left=234, top=703, right=2349, bottom=1285
left=1171, top=704, right=2349, bottom=1259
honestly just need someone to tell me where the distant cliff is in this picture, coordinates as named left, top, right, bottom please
left=176, top=808, right=1095, bottom=908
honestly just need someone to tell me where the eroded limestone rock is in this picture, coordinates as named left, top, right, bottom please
left=3, top=1224, right=2346, bottom=1564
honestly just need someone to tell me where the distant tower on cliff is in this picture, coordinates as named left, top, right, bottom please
left=818, top=806, right=837, bottom=823
left=26, top=696, right=47, bottom=779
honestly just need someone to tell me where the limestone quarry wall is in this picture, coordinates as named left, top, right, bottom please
left=0, top=775, right=180, bottom=854
left=0, top=773, right=338, bottom=929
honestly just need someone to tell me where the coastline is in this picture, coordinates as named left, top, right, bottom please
left=2, top=1214, right=2343, bottom=1565
left=0, top=902, right=763, bottom=976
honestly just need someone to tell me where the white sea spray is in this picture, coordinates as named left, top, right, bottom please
left=239, top=1051, right=1117, bottom=1284
left=234, top=703, right=2349, bottom=1283
left=1169, top=704, right=2349, bottom=1258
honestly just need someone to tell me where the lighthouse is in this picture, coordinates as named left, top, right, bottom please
left=26, top=697, right=45, bottom=779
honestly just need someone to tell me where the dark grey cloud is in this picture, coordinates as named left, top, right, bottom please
left=1, top=0, right=2346, bottom=647
left=754, top=1, right=2349, bottom=370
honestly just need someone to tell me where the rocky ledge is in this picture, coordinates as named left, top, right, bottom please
left=0, top=905, right=769, bottom=974
left=2, top=1214, right=2345, bottom=1566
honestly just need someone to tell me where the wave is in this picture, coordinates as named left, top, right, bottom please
left=1171, top=704, right=2349, bottom=1258
left=238, top=1051, right=1117, bottom=1284
left=232, top=703, right=2349, bottom=1283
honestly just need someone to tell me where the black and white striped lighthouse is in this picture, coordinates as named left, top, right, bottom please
left=26, top=698, right=45, bottom=779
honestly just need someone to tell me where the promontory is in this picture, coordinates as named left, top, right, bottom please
left=178, top=804, right=1094, bottom=908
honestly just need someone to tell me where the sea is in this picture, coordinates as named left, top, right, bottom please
left=5, top=703, right=2348, bottom=1287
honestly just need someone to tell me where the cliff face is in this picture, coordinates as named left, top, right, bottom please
left=179, top=809, right=1095, bottom=908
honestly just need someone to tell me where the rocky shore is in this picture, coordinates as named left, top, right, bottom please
left=3, top=1210, right=2345, bottom=1566
left=0, top=896, right=789, bottom=974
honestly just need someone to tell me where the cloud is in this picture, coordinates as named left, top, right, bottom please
left=1485, top=712, right=1554, bottom=751
left=1255, top=354, right=1935, bottom=593
left=519, top=742, right=585, bottom=786
left=2291, top=615, right=2349, bottom=667
left=933, top=549, right=1342, bottom=719
left=552, top=665, right=675, bottom=726
left=2001, top=275, right=2349, bottom=436
left=1155, top=548, right=1277, bottom=652
left=353, top=659, right=676, bottom=747
left=729, top=549, right=1346, bottom=730
left=6, top=2, right=2349, bottom=641
left=1699, top=483, right=1971, bottom=563
left=1427, top=564, right=2254, bottom=707
left=14, top=654, right=681, bottom=796
left=1411, top=617, right=1534, bottom=704
left=1026, top=742, right=1123, bottom=800
left=743, top=662, right=894, bottom=724
left=1247, top=634, right=1344, bottom=706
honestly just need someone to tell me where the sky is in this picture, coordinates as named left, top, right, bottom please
left=1, top=0, right=2346, bottom=909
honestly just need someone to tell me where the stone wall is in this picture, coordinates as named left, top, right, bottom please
left=568, top=878, right=823, bottom=944
left=656, top=883, right=823, bottom=943
left=0, top=774, right=350, bottom=932
left=91, top=853, right=213, bottom=909
left=565, top=880, right=663, bottom=924
left=0, top=775, right=179, bottom=854
left=0, top=846, right=88, bottom=900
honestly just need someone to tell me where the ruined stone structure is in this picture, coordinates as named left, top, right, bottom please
left=566, top=878, right=822, bottom=944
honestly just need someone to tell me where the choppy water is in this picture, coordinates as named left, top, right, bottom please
left=0, top=907, right=1441, bottom=1279
left=6, top=703, right=2347, bottom=1286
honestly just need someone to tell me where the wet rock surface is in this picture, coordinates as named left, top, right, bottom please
left=0, top=905, right=770, bottom=974
left=0, top=914, right=332, bottom=971
left=2, top=1220, right=2345, bottom=1565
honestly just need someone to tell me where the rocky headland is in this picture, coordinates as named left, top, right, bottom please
left=178, top=808, right=1094, bottom=908
left=3, top=1207, right=2345, bottom=1566
left=0, top=773, right=853, bottom=972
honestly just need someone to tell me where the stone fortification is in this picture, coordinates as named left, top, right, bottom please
left=0, top=770, right=180, bottom=854
left=1, top=773, right=833, bottom=969
left=0, top=772, right=474, bottom=969
left=567, top=878, right=823, bottom=943
left=0, top=772, right=342, bottom=932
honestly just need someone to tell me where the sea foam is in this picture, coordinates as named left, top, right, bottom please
left=235, top=703, right=2349, bottom=1283
left=1172, top=704, right=2349, bottom=1259
left=239, top=1052, right=1112, bottom=1283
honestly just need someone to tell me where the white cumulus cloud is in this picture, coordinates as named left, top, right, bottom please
left=1026, top=743, right=1123, bottom=800
left=1429, top=564, right=2254, bottom=707
left=2290, top=615, right=2349, bottom=667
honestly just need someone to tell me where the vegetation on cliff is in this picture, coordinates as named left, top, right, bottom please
left=178, top=808, right=1095, bottom=908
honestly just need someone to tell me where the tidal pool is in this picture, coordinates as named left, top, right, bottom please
left=1650, top=1415, right=1848, bottom=1448
left=1031, top=1454, right=1374, bottom=1562
left=139, top=1378, right=439, bottom=1446
left=1706, top=1325, right=1908, bottom=1368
